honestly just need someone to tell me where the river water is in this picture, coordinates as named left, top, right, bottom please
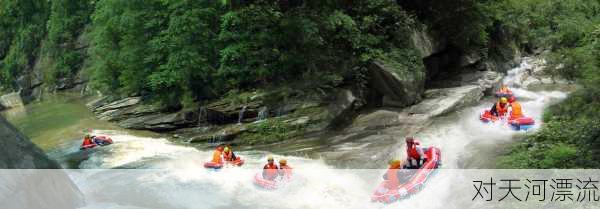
left=2, top=58, right=572, bottom=208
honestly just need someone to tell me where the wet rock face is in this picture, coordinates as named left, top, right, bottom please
left=0, top=116, right=59, bottom=169
left=0, top=116, right=84, bottom=209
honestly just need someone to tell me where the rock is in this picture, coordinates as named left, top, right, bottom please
left=0, top=92, right=24, bottom=109
left=326, top=89, right=362, bottom=128
left=86, top=96, right=109, bottom=109
left=459, top=51, right=482, bottom=67
left=188, top=125, right=245, bottom=143
left=459, top=71, right=503, bottom=95
left=410, top=27, right=446, bottom=58
left=407, top=85, right=483, bottom=118
left=0, top=116, right=84, bottom=209
left=97, top=104, right=163, bottom=122
left=94, top=97, right=141, bottom=112
left=118, top=110, right=198, bottom=131
left=368, top=59, right=425, bottom=107
left=204, top=100, right=262, bottom=124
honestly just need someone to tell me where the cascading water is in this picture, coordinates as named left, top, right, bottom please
left=238, top=105, right=247, bottom=125
left=258, top=106, right=268, bottom=121
left=62, top=58, right=570, bottom=209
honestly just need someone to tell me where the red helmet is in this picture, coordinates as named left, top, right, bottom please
left=508, top=96, right=516, bottom=103
left=216, top=146, right=224, bottom=151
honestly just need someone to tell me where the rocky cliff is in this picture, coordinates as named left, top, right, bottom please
left=0, top=116, right=84, bottom=209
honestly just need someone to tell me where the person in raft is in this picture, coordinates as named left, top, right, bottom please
left=382, top=159, right=412, bottom=189
left=405, top=136, right=426, bottom=169
left=278, top=159, right=292, bottom=178
left=81, top=134, right=95, bottom=148
left=490, top=97, right=509, bottom=117
left=223, top=145, right=238, bottom=161
left=507, top=96, right=523, bottom=119
left=211, top=146, right=224, bottom=164
left=263, top=155, right=279, bottom=180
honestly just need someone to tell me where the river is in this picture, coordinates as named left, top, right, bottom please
left=2, top=58, right=571, bottom=208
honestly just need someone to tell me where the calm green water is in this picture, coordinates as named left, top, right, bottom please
left=1, top=93, right=142, bottom=151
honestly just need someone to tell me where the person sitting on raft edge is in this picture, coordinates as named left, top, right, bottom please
left=405, top=136, right=426, bottom=169
left=278, top=159, right=292, bottom=178
left=211, top=146, right=224, bottom=164
left=263, top=155, right=279, bottom=180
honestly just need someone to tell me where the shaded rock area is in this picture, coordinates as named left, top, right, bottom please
left=0, top=115, right=84, bottom=209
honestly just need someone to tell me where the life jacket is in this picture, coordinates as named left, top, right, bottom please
left=407, top=141, right=421, bottom=160
left=385, top=166, right=401, bottom=189
left=510, top=102, right=523, bottom=119
left=495, top=102, right=508, bottom=116
left=223, top=151, right=233, bottom=161
left=82, top=137, right=94, bottom=146
left=211, top=150, right=223, bottom=164
left=263, top=163, right=279, bottom=180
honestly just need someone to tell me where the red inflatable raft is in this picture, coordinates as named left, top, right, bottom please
left=80, top=135, right=113, bottom=150
left=371, top=147, right=441, bottom=203
left=479, top=110, right=501, bottom=123
left=203, top=161, right=224, bottom=169
left=480, top=110, right=535, bottom=130
left=508, top=117, right=535, bottom=130
left=203, top=157, right=245, bottom=169
left=253, top=172, right=292, bottom=190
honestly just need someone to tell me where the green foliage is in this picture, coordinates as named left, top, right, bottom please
left=0, top=0, right=49, bottom=90
left=496, top=0, right=600, bottom=169
left=43, top=0, right=93, bottom=85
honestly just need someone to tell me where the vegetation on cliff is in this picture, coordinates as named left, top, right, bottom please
left=497, top=0, right=600, bottom=168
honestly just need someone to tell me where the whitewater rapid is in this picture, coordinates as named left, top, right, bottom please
left=70, top=58, right=569, bottom=209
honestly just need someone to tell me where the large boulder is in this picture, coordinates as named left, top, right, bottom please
left=410, top=27, right=446, bottom=59
left=0, top=116, right=84, bottom=209
left=368, top=57, right=426, bottom=107
left=0, top=92, right=24, bottom=110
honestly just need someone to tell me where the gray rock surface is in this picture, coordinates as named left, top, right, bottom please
left=0, top=92, right=24, bottom=110
left=0, top=116, right=84, bottom=209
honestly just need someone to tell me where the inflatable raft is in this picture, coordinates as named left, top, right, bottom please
left=253, top=171, right=292, bottom=190
left=479, top=110, right=500, bottom=123
left=203, top=157, right=245, bottom=169
left=508, top=117, right=535, bottom=130
left=371, top=147, right=442, bottom=203
left=80, top=135, right=113, bottom=150
left=480, top=110, right=535, bottom=130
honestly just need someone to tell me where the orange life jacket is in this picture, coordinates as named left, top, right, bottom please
left=510, top=102, right=523, bottom=119
left=385, top=167, right=401, bottom=189
left=496, top=102, right=508, bottom=116
left=263, top=163, right=279, bottom=180
left=211, top=150, right=223, bottom=164
left=407, top=141, right=421, bottom=160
